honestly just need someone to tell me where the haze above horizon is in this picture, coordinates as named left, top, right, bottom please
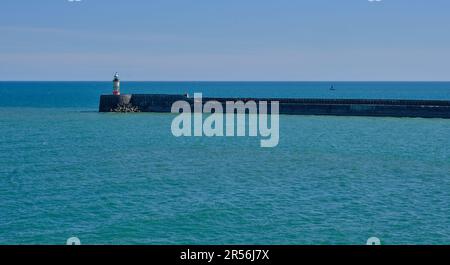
left=1, top=0, right=449, bottom=81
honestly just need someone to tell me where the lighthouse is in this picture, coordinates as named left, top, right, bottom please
left=113, top=72, right=120, bottom=95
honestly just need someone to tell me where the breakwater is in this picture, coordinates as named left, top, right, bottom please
left=99, top=94, right=450, bottom=118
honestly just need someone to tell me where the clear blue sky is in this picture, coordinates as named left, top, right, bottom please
left=1, top=0, right=449, bottom=81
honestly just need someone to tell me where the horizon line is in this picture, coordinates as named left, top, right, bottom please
left=1, top=80, right=450, bottom=82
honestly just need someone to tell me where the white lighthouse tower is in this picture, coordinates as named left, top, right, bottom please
left=113, top=72, right=120, bottom=95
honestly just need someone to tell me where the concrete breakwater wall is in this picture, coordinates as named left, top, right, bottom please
left=99, top=94, right=450, bottom=118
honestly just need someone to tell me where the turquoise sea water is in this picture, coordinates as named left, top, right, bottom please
left=1, top=82, right=450, bottom=245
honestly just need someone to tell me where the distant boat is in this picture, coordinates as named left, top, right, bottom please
left=330, top=85, right=336, bottom=91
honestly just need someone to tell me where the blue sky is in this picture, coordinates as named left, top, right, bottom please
left=0, top=0, right=449, bottom=81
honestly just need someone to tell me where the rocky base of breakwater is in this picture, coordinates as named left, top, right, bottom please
left=111, top=103, right=141, bottom=113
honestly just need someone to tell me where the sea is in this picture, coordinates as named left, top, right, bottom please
left=0, top=82, right=449, bottom=245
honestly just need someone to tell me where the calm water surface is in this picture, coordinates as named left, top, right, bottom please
left=0, top=82, right=449, bottom=244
